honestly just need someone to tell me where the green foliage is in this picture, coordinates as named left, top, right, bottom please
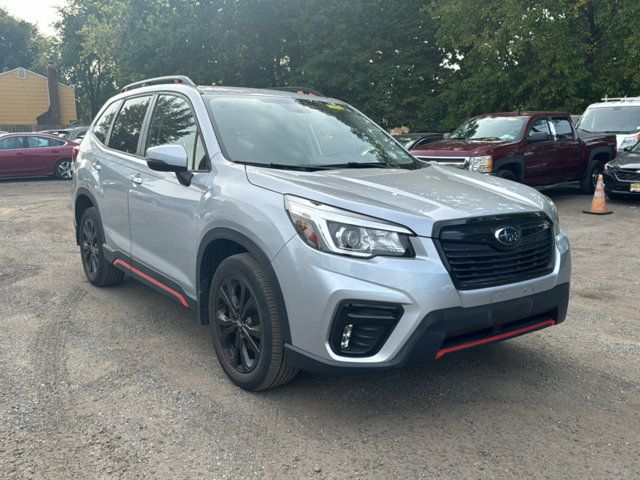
left=38, top=0, right=640, bottom=128
left=0, top=8, right=42, bottom=72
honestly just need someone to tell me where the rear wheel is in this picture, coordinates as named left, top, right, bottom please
left=580, top=161, right=604, bottom=194
left=210, top=253, right=298, bottom=391
left=54, top=159, right=73, bottom=180
left=496, top=169, right=517, bottom=182
left=79, top=207, right=124, bottom=286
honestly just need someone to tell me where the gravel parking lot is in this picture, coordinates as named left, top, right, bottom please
left=0, top=179, right=639, bottom=479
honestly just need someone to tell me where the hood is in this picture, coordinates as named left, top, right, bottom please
left=246, top=165, right=549, bottom=237
left=608, top=151, right=640, bottom=169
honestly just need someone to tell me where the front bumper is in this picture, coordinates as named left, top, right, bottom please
left=272, top=231, right=571, bottom=372
left=603, top=170, right=640, bottom=195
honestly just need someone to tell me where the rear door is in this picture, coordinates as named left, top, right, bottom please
left=93, top=96, right=152, bottom=257
left=0, top=136, right=27, bottom=176
left=549, top=117, right=581, bottom=181
left=523, top=117, right=556, bottom=185
left=25, top=136, right=67, bottom=174
left=128, top=93, right=211, bottom=298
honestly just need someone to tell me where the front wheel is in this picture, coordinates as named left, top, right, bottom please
left=580, top=161, right=604, bottom=194
left=496, top=169, right=517, bottom=182
left=209, top=253, right=298, bottom=391
left=54, top=159, right=73, bottom=180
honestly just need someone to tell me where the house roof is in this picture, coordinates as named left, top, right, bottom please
left=0, top=67, right=75, bottom=92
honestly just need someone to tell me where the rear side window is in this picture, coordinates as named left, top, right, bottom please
left=146, top=95, right=205, bottom=170
left=551, top=118, right=574, bottom=140
left=93, top=100, right=122, bottom=145
left=0, top=136, right=24, bottom=149
left=27, top=137, right=65, bottom=148
left=109, top=96, right=151, bottom=155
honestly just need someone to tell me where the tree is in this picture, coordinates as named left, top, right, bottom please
left=0, top=7, right=42, bottom=71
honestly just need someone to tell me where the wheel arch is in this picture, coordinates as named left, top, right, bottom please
left=493, top=155, right=525, bottom=181
left=74, top=187, right=99, bottom=245
left=196, top=228, right=292, bottom=343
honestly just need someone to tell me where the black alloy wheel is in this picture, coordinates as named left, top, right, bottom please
left=81, top=217, right=100, bottom=280
left=214, top=275, right=263, bottom=373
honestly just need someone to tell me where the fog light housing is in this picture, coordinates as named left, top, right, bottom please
left=330, top=301, right=403, bottom=357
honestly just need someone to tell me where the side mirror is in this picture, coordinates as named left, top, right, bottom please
left=442, top=132, right=451, bottom=140
left=528, top=132, right=550, bottom=143
left=146, top=145, right=188, bottom=172
left=623, top=147, right=630, bottom=152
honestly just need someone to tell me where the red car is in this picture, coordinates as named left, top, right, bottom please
left=411, top=112, right=616, bottom=193
left=0, top=132, right=77, bottom=180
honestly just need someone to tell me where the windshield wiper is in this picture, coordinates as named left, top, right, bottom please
left=470, top=136, right=501, bottom=141
left=316, top=162, right=389, bottom=169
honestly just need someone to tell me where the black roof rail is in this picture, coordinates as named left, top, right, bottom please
left=121, top=75, right=196, bottom=93
left=268, top=86, right=325, bottom=97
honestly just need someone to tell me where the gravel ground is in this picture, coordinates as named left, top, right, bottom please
left=0, top=178, right=638, bottom=479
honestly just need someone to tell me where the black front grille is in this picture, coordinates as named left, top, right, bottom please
left=615, top=169, right=640, bottom=181
left=434, top=213, right=555, bottom=290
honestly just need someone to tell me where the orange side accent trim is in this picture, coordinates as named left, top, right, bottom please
left=113, top=259, right=189, bottom=308
left=435, top=319, right=556, bottom=360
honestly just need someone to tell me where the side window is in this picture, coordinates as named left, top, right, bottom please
left=93, top=100, right=122, bottom=145
left=146, top=95, right=204, bottom=170
left=528, top=118, right=551, bottom=138
left=0, top=136, right=24, bottom=149
left=108, top=96, right=151, bottom=155
left=194, top=134, right=208, bottom=170
left=551, top=118, right=574, bottom=140
left=27, top=137, right=51, bottom=148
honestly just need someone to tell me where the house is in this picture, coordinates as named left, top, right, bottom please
left=0, top=64, right=77, bottom=126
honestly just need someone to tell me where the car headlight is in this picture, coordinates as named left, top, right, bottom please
left=542, top=195, right=560, bottom=236
left=468, top=155, right=493, bottom=173
left=604, top=162, right=616, bottom=171
left=619, top=134, right=640, bottom=150
left=284, top=196, right=415, bottom=258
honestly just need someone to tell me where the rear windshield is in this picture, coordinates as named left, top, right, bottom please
left=577, top=106, right=640, bottom=134
left=204, top=95, right=418, bottom=170
left=450, top=117, right=526, bottom=142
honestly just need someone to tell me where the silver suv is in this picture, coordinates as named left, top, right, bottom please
left=72, top=76, right=571, bottom=390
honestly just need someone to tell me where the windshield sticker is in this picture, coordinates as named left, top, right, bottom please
left=327, top=104, right=344, bottom=111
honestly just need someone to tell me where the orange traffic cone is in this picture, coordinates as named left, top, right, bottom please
left=583, top=174, right=612, bottom=215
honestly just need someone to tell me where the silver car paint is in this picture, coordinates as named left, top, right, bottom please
left=74, top=84, right=571, bottom=367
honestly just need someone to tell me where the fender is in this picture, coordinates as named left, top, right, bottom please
left=196, top=228, right=292, bottom=343
left=73, top=186, right=101, bottom=245
left=582, top=146, right=613, bottom=179
left=492, top=155, right=525, bottom=181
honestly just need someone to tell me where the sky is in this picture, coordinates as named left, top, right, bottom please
left=0, top=0, right=62, bottom=36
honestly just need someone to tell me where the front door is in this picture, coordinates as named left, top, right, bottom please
left=0, top=135, right=27, bottom=176
left=523, top=117, right=557, bottom=186
left=128, top=94, right=211, bottom=299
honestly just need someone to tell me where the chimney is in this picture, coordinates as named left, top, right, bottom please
left=37, top=63, right=62, bottom=125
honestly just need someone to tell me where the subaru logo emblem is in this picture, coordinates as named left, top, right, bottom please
left=495, top=227, right=521, bottom=246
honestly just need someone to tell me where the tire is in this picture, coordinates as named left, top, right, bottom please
left=79, top=207, right=124, bottom=287
left=209, top=253, right=298, bottom=391
left=496, top=169, right=517, bottom=182
left=580, top=161, right=604, bottom=194
left=54, top=159, right=73, bottom=180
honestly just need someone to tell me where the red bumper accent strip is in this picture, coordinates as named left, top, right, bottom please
left=435, top=319, right=556, bottom=360
left=113, top=259, right=189, bottom=308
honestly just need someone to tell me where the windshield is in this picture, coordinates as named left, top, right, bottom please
left=205, top=96, right=418, bottom=170
left=450, top=117, right=526, bottom=141
left=577, top=106, right=640, bottom=134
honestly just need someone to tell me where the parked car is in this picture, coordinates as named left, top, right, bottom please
left=73, top=76, right=571, bottom=391
left=576, top=97, right=640, bottom=153
left=603, top=141, right=640, bottom=199
left=410, top=112, right=616, bottom=193
left=570, top=115, right=581, bottom=125
left=392, top=132, right=445, bottom=149
left=43, top=128, right=72, bottom=138
left=67, top=126, right=89, bottom=142
left=0, top=132, right=77, bottom=179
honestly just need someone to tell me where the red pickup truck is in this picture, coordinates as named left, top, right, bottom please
left=410, top=112, right=616, bottom=193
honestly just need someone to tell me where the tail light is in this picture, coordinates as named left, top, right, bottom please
left=72, top=146, right=80, bottom=163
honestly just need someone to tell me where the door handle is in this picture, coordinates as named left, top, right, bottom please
left=91, top=161, right=101, bottom=171
left=129, top=174, right=143, bottom=185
